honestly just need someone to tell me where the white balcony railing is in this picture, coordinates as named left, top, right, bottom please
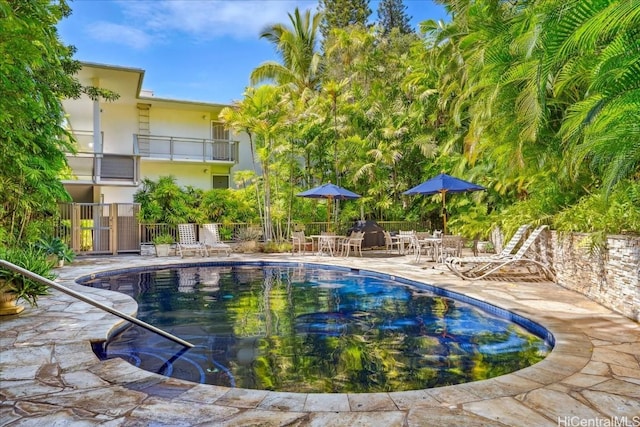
left=63, top=131, right=238, bottom=185
left=63, top=152, right=139, bottom=185
left=134, top=134, right=238, bottom=163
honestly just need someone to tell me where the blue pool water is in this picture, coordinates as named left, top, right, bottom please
left=83, top=262, right=553, bottom=393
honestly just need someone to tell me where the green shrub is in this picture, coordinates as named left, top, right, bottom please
left=0, top=246, right=55, bottom=306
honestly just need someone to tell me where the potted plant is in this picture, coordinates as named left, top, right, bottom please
left=0, top=246, right=56, bottom=315
left=153, top=234, right=174, bottom=257
left=235, top=226, right=262, bottom=253
left=36, top=237, right=75, bottom=267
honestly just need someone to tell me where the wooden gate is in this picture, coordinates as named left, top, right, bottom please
left=57, top=203, right=140, bottom=255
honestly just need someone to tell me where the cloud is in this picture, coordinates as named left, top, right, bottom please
left=86, top=0, right=318, bottom=49
left=85, top=21, right=155, bottom=49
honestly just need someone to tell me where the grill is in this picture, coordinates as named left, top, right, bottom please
left=346, top=220, right=386, bottom=248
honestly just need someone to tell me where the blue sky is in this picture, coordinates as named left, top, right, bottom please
left=58, top=0, right=448, bottom=105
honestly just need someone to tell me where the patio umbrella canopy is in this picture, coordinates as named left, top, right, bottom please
left=403, top=173, right=485, bottom=234
left=297, top=183, right=361, bottom=226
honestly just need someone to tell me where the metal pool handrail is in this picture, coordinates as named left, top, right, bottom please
left=0, top=260, right=194, bottom=349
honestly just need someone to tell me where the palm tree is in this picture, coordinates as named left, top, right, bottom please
left=250, top=8, right=323, bottom=97
left=544, top=0, right=640, bottom=192
left=220, top=86, right=290, bottom=241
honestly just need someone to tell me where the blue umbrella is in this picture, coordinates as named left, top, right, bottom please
left=297, top=183, right=361, bottom=200
left=403, top=173, right=485, bottom=234
left=297, top=183, right=361, bottom=225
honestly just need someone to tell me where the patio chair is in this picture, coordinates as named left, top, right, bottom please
left=316, top=231, right=340, bottom=256
left=445, top=225, right=554, bottom=281
left=177, top=223, right=209, bottom=258
left=291, top=230, right=313, bottom=254
left=439, top=235, right=464, bottom=261
left=383, top=231, right=403, bottom=254
left=412, top=233, right=442, bottom=263
left=200, top=223, right=232, bottom=256
left=339, top=231, right=364, bottom=257
left=397, top=230, right=416, bottom=255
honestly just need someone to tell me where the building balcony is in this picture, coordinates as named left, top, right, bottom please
left=134, top=134, right=238, bottom=163
left=62, top=131, right=239, bottom=186
left=62, top=152, right=140, bottom=186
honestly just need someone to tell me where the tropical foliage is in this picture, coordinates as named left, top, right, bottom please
left=2, top=0, right=638, bottom=251
left=134, top=176, right=260, bottom=226
left=216, top=0, right=639, bottom=241
left=0, top=0, right=117, bottom=248
left=0, top=246, right=56, bottom=306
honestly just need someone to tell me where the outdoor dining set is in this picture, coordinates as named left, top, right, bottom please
left=291, top=231, right=366, bottom=257
left=387, top=230, right=464, bottom=263
left=290, top=224, right=554, bottom=281
left=291, top=228, right=463, bottom=262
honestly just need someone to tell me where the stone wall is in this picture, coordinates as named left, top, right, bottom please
left=550, top=231, right=640, bottom=322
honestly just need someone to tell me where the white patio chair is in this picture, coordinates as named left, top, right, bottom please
left=397, top=230, right=416, bottom=255
left=339, top=231, right=364, bottom=257
left=177, top=224, right=208, bottom=258
left=200, top=223, right=232, bottom=256
left=383, top=230, right=403, bottom=254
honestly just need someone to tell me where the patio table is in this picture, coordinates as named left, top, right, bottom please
left=310, top=235, right=346, bottom=257
left=416, top=237, right=442, bottom=263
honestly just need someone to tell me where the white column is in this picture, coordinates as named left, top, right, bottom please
left=92, top=78, right=102, bottom=182
left=93, top=98, right=101, bottom=152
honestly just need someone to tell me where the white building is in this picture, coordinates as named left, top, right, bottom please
left=62, top=62, right=253, bottom=204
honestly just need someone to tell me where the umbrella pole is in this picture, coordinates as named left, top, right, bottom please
left=327, top=196, right=332, bottom=231
left=442, top=191, right=447, bottom=235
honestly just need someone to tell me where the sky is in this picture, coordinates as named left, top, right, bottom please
left=58, top=0, right=449, bottom=105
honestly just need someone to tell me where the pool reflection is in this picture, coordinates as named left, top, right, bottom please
left=86, top=265, right=551, bottom=393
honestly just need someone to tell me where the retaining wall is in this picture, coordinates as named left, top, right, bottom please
left=551, top=231, right=640, bottom=322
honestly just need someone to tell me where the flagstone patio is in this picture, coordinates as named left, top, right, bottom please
left=1, top=253, right=638, bottom=426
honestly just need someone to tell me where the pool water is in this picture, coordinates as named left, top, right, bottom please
left=84, top=263, right=552, bottom=393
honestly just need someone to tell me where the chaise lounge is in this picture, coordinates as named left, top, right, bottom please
left=200, top=223, right=232, bottom=256
left=445, top=225, right=554, bottom=281
left=177, top=223, right=209, bottom=258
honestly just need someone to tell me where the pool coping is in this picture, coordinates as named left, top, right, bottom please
left=1, top=253, right=639, bottom=426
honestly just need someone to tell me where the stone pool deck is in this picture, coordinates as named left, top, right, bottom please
left=1, top=253, right=639, bottom=426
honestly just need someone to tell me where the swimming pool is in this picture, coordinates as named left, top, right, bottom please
left=81, top=262, right=553, bottom=393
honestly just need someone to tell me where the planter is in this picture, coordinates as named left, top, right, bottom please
left=49, top=255, right=65, bottom=268
left=155, top=244, right=171, bottom=257
left=0, top=291, right=25, bottom=315
left=237, top=241, right=258, bottom=253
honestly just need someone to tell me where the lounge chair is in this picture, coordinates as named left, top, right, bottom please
left=490, top=224, right=531, bottom=258
left=177, top=224, right=209, bottom=258
left=200, top=223, right=232, bottom=256
left=445, top=225, right=554, bottom=280
left=445, top=224, right=531, bottom=265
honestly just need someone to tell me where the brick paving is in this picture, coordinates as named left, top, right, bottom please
left=1, top=253, right=639, bottom=426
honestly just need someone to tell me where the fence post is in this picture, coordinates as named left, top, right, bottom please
left=110, top=203, right=118, bottom=255
left=72, top=203, right=81, bottom=253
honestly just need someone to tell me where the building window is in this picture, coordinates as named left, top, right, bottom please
left=212, top=175, right=229, bottom=189
left=211, top=121, right=229, bottom=141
